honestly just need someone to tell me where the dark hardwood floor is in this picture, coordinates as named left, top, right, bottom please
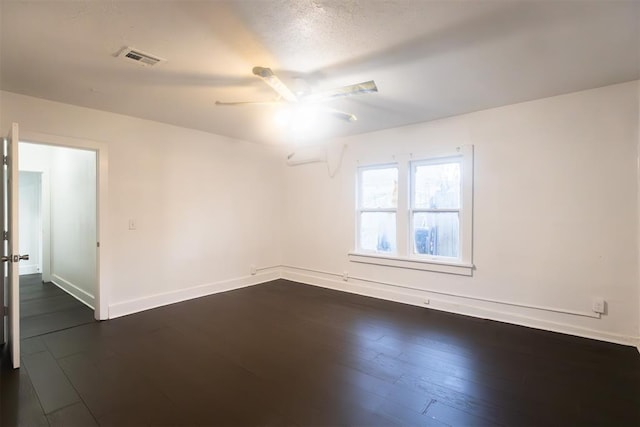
left=20, top=273, right=95, bottom=338
left=2, top=279, right=639, bottom=426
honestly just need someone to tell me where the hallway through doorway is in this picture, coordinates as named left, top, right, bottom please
left=20, top=274, right=94, bottom=339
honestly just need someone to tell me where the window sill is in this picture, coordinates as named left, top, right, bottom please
left=348, top=252, right=474, bottom=276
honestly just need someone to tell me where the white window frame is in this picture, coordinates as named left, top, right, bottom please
left=350, top=145, right=474, bottom=276
left=355, top=163, right=399, bottom=255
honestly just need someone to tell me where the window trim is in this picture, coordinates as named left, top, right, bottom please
left=351, top=145, right=474, bottom=276
left=347, top=252, right=474, bottom=276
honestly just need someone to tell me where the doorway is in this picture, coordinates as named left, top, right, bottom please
left=18, top=171, right=42, bottom=276
left=1, top=126, right=108, bottom=367
left=19, top=143, right=98, bottom=337
left=20, top=130, right=110, bottom=320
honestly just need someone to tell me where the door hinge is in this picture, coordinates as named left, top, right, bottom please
left=2, top=306, right=7, bottom=316
left=96, top=242, right=100, bottom=248
left=2, top=156, right=7, bottom=165
left=3, top=231, right=7, bottom=241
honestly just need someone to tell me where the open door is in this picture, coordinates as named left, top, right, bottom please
left=0, top=141, right=3, bottom=347
left=2, top=122, right=28, bottom=369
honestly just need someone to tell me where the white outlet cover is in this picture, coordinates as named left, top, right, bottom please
left=592, top=298, right=605, bottom=314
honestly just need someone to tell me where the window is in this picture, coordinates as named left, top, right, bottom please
left=357, top=165, right=398, bottom=254
left=411, top=159, right=461, bottom=259
left=350, top=145, right=473, bottom=276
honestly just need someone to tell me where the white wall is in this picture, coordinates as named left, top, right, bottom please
left=282, top=81, right=640, bottom=346
left=50, top=146, right=97, bottom=307
left=2, top=91, right=284, bottom=317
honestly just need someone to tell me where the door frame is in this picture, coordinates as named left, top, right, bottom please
left=20, top=130, right=109, bottom=320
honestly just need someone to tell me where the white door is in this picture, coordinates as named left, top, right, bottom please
left=3, top=123, right=27, bottom=369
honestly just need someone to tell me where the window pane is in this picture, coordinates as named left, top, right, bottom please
left=413, top=162, right=460, bottom=209
left=360, top=167, right=398, bottom=209
left=413, top=212, right=459, bottom=257
left=360, top=212, right=396, bottom=253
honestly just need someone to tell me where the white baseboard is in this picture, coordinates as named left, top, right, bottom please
left=51, top=274, right=95, bottom=310
left=108, top=269, right=281, bottom=319
left=102, top=265, right=640, bottom=350
left=281, top=268, right=640, bottom=349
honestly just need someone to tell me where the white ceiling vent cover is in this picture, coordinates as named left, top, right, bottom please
left=118, top=47, right=165, bottom=66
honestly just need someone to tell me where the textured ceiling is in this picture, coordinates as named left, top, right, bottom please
left=1, top=0, right=638, bottom=145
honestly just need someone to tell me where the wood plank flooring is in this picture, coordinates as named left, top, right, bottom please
left=20, top=274, right=95, bottom=338
left=2, top=279, right=639, bottom=426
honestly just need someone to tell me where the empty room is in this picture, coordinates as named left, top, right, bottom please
left=1, top=1, right=639, bottom=426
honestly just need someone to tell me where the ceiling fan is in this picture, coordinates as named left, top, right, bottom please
left=215, top=67, right=378, bottom=122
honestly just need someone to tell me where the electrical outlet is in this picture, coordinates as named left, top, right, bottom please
left=424, top=299, right=430, bottom=305
left=342, top=271, right=349, bottom=281
left=250, top=265, right=257, bottom=275
left=592, top=298, right=605, bottom=314
left=128, top=219, right=137, bottom=230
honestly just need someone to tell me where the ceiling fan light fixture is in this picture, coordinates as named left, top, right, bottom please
left=274, top=105, right=324, bottom=137
left=253, top=66, right=297, bottom=102
left=219, top=66, right=374, bottom=127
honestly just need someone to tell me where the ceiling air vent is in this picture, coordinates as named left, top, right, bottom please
left=117, top=47, right=165, bottom=67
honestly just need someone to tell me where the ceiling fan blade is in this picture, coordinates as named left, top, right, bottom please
left=215, top=100, right=282, bottom=106
left=252, top=66, right=298, bottom=103
left=324, top=108, right=357, bottom=122
left=304, top=80, right=378, bottom=102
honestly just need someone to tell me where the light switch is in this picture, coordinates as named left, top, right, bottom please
left=128, top=219, right=137, bottom=230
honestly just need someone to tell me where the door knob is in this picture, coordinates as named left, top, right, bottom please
left=5, top=254, right=29, bottom=262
